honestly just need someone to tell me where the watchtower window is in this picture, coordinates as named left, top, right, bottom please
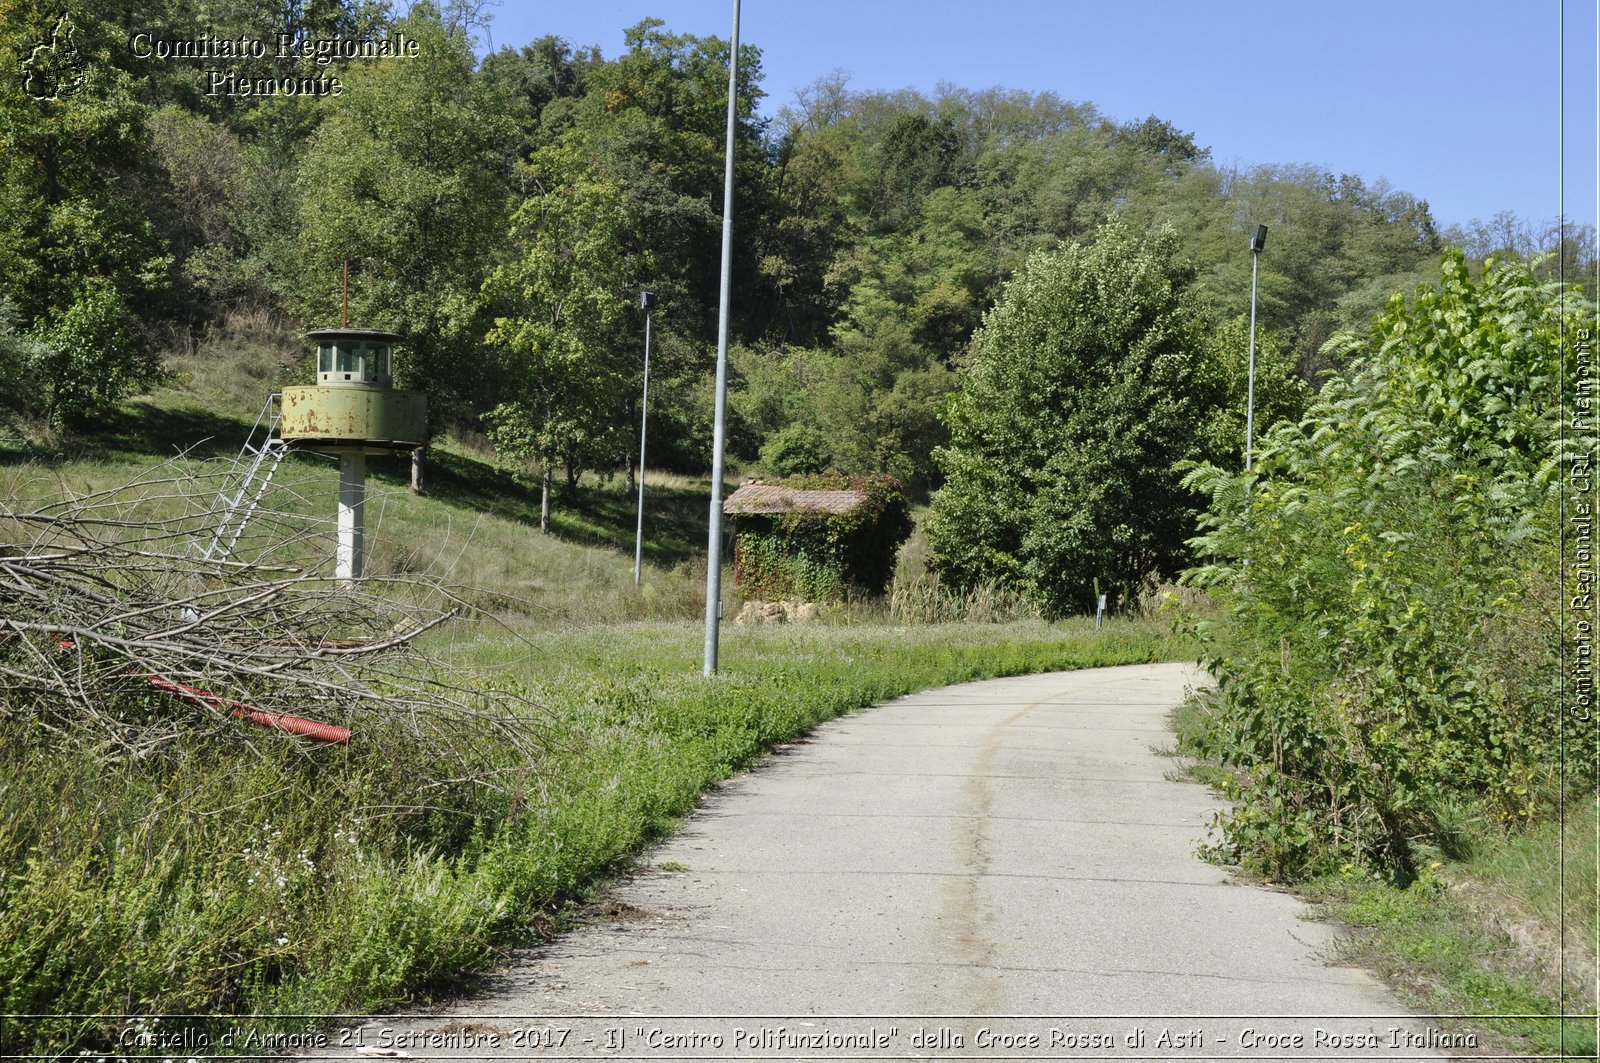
left=318, top=344, right=333, bottom=373
left=336, top=345, right=358, bottom=375
left=372, top=346, right=391, bottom=380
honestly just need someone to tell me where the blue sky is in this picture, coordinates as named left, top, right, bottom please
left=476, top=0, right=1597, bottom=234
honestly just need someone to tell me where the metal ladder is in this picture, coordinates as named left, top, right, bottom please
left=192, top=393, right=289, bottom=564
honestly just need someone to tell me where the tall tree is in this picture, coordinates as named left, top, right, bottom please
left=476, top=34, right=600, bottom=156
left=482, top=137, right=643, bottom=526
left=293, top=2, right=515, bottom=426
left=927, top=216, right=1218, bottom=614
left=484, top=17, right=770, bottom=496
left=574, top=18, right=769, bottom=342
left=0, top=0, right=169, bottom=424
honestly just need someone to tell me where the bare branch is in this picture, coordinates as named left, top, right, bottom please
left=0, top=457, right=570, bottom=814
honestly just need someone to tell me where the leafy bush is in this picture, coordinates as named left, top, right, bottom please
left=758, top=423, right=836, bottom=475
left=1181, top=251, right=1593, bottom=882
left=0, top=299, right=45, bottom=418
left=24, top=284, right=161, bottom=427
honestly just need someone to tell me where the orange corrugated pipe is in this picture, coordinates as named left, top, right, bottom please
left=49, top=639, right=351, bottom=743
left=147, top=673, right=351, bottom=744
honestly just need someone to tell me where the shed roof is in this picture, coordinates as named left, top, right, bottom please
left=723, top=482, right=868, bottom=516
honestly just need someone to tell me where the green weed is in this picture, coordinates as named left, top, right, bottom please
left=1306, top=848, right=1597, bottom=1060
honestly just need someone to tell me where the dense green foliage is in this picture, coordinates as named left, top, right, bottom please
left=1180, top=251, right=1592, bottom=883
left=0, top=1, right=169, bottom=425
left=729, top=473, right=912, bottom=600
left=293, top=8, right=514, bottom=424
left=482, top=18, right=767, bottom=494
left=926, top=218, right=1286, bottom=616
left=6, top=0, right=1574, bottom=497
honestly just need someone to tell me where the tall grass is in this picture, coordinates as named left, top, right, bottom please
left=1301, top=799, right=1598, bottom=1059
left=154, top=306, right=306, bottom=418
left=1452, top=799, right=1599, bottom=1009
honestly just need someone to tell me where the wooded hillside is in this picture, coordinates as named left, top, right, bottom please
left=5, top=0, right=1585, bottom=492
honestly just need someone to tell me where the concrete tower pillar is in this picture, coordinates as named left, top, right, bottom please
left=337, top=452, right=366, bottom=581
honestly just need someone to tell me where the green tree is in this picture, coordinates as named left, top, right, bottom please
left=293, top=3, right=515, bottom=426
left=504, top=19, right=769, bottom=483
left=758, top=106, right=860, bottom=345
left=1193, top=314, right=1309, bottom=467
left=145, top=104, right=262, bottom=316
left=926, top=216, right=1216, bottom=614
left=834, top=186, right=996, bottom=362
left=0, top=299, right=48, bottom=420
left=575, top=19, right=768, bottom=341
left=863, top=111, right=963, bottom=232
left=0, top=0, right=170, bottom=425
left=482, top=136, right=643, bottom=527
left=475, top=34, right=600, bottom=154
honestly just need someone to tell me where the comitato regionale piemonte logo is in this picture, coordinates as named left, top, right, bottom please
left=23, top=13, right=87, bottom=100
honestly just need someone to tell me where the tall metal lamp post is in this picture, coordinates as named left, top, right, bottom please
left=1245, top=224, right=1268, bottom=474
left=634, top=290, right=656, bottom=587
left=703, top=0, right=740, bottom=676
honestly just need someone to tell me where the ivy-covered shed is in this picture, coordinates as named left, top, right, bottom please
left=722, top=475, right=912, bottom=602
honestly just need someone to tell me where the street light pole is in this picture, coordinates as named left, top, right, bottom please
left=703, top=0, right=739, bottom=676
left=634, top=290, right=656, bottom=587
left=1245, top=224, right=1268, bottom=474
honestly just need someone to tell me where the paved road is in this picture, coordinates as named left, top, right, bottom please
left=343, top=664, right=1458, bottom=1061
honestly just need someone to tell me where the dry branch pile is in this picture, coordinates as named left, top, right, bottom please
left=0, top=458, right=553, bottom=798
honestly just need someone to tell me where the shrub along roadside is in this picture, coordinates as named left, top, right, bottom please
left=1180, top=251, right=1593, bottom=884
left=1171, top=249, right=1596, bottom=1059
left=1173, top=691, right=1597, bottom=1058
left=1, top=617, right=1190, bottom=1056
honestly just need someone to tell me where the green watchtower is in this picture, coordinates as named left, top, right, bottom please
left=278, top=328, right=427, bottom=581
left=279, top=328, right=426, bottom=451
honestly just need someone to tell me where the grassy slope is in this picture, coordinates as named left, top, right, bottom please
left=1298, top=805, right=1598, bottom=1059
left=1, top=393, right=715, bottom=624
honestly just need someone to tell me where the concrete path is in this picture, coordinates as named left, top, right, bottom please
left=343, top=664, right=1461, bottom=1061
